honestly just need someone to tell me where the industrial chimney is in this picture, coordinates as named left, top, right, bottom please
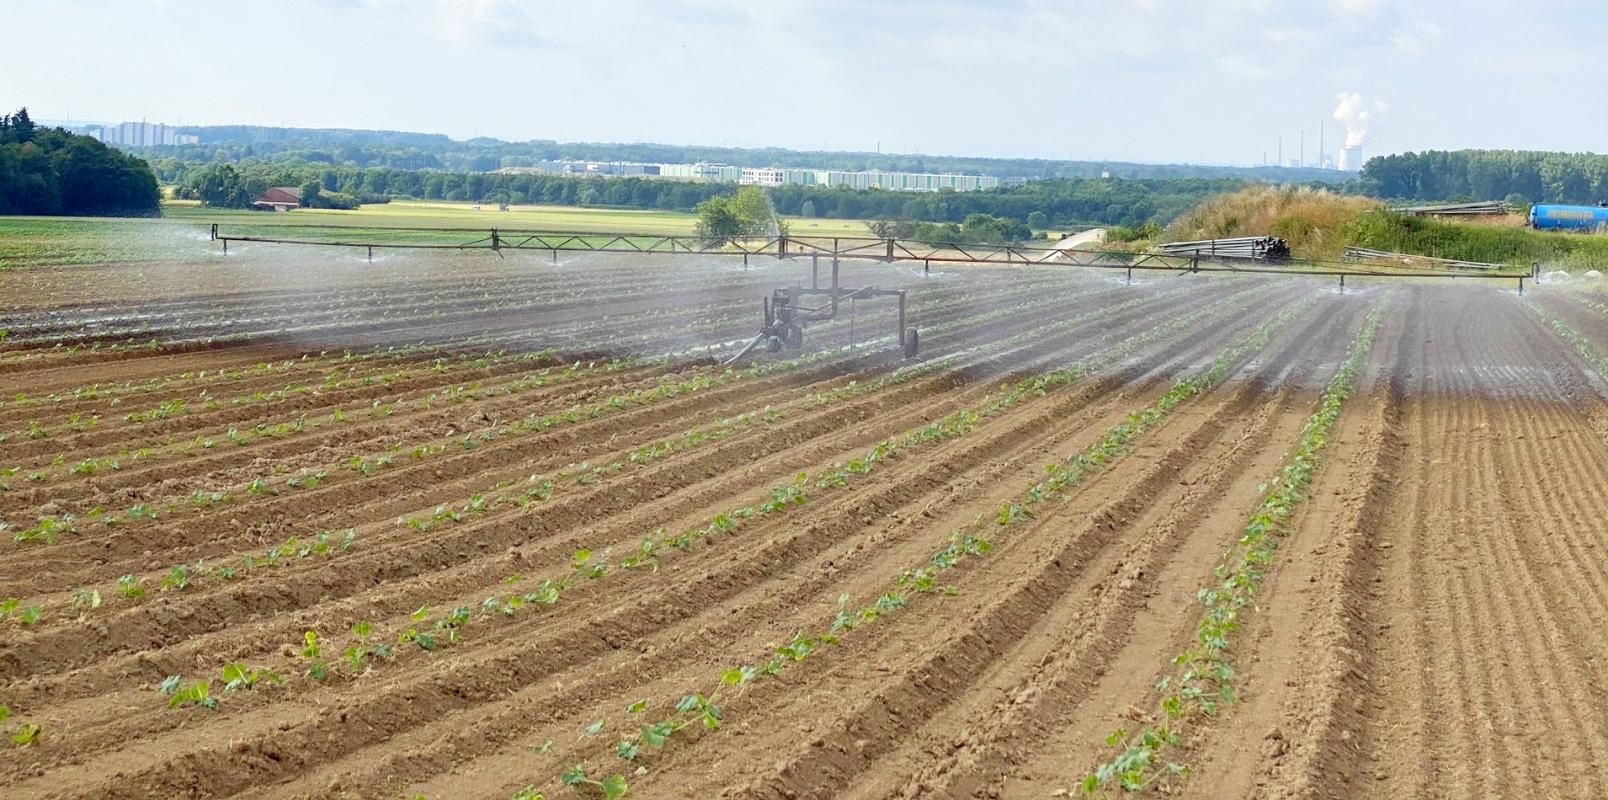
left=1340, top=145, right=1363, bottom=171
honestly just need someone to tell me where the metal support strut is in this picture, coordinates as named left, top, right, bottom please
left=732, top=254, right=918, bottom=364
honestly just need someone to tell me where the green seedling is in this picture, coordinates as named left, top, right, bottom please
left=221, top=663, right=282, bottom=692
left=560, top=766, right=628, bottom=800
left=4, top=598, right=41, bottom=626
left=12, top=723, right=41, bottom=747
left=168, top=681, right=218, bottom=711
left=162, top=563, right=193, bottom=591
left=302, top=630, right=328, bottom=680
left=118, top=575, right=147, bottom=600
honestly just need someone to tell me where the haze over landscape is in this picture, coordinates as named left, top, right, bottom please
left=7, top=3, right=1608, bottom=800
left=5, top=0, right=1605, bottom=163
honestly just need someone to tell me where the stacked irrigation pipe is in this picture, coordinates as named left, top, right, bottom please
left=1396, top=201, right=1511, bottom=216
left=1155, top=236, right=1292, bottom=261
left=1343, top=246, right=1505, bottom=271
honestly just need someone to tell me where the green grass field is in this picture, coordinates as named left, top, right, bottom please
left=0, top=201, right=876, bottom=269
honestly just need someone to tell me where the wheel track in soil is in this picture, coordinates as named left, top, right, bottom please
left=621, top=288, right=1364, bottom=800
left=0, top=279, right=1286, bottom=793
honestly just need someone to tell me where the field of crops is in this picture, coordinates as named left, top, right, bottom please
left=0, top=202, right=874, bottom=270
left=1, top=246, right=1606, bottom=800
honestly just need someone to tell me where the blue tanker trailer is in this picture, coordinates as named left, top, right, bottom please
left=1529, top=203, right=1608, bottom=231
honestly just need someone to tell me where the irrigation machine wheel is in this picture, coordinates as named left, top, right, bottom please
left=781, top=323, right=804, bottom=350
left=902, top=327, right=920, bottom=359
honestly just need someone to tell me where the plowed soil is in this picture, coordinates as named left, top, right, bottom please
left=2, top=250, right=1605, bottom=800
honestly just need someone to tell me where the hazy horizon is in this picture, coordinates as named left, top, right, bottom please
left=5, top=0, right=1604, bottom=166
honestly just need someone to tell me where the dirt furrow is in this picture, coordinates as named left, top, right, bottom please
left=4, top=298, right=1251, bottom=799
left=612, top=293, right=1355, bottom=799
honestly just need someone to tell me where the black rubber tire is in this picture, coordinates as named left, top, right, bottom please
left=782, top=323, right=804, bottom=350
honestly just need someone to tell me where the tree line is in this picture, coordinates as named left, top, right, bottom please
left=131, top=123, right=1340, bottom=182
left=0, top=108, right=160, bottom=216
left=1359, top=150, right=1608, bottom=205
left=174, top=160, right=1247, bottom=228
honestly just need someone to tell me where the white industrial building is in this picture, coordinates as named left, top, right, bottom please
left=529, top=160, right=999, bottom=192
left=86, top=121, right=198, bottom=147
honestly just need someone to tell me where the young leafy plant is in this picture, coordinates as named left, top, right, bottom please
left=221, top=663, right=283, bottom=692
left=560, top=765, right=628, bottom=800
left=168, top=681, right=218, bottom=711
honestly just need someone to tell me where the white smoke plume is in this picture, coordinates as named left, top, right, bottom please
left=1332, top=91, right=1387, bottom=148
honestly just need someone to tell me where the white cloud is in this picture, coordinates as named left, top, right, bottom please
left=1332, top=0, right=1384, bottom=14
left=432, top=0, right=538, bottom=44
left=4, top=0, right=1607, bottom=162
left=1388, top=20, right=1443, bottom=55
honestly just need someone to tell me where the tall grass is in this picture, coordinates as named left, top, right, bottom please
left=1164, top=186, right=1379, bottom=260
left=1164, top=185, right=1608, bottom=270
left=1347, top=210, right=1608, bottom=270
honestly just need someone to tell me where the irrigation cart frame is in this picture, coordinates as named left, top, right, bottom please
left=207, top=222, right=1541, bottom=293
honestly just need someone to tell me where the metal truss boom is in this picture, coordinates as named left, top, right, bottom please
left=209, top=223, right=1540, bottom=291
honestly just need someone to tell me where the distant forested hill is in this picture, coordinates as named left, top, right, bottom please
left=136, top=123, right=1342, bottom=183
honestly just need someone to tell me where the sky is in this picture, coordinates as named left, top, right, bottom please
left=2, top=0, right=1604, bottom=165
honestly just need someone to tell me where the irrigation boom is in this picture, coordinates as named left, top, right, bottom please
left=207, top=223, right=1538, bottom=286
left=207, top=223, right=1543, bottom=361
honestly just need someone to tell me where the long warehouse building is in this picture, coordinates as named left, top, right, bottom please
left=529, top=160, right=999, bottom=192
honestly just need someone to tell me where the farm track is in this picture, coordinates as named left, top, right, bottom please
left=2, top=254, right=1600, bottom=800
